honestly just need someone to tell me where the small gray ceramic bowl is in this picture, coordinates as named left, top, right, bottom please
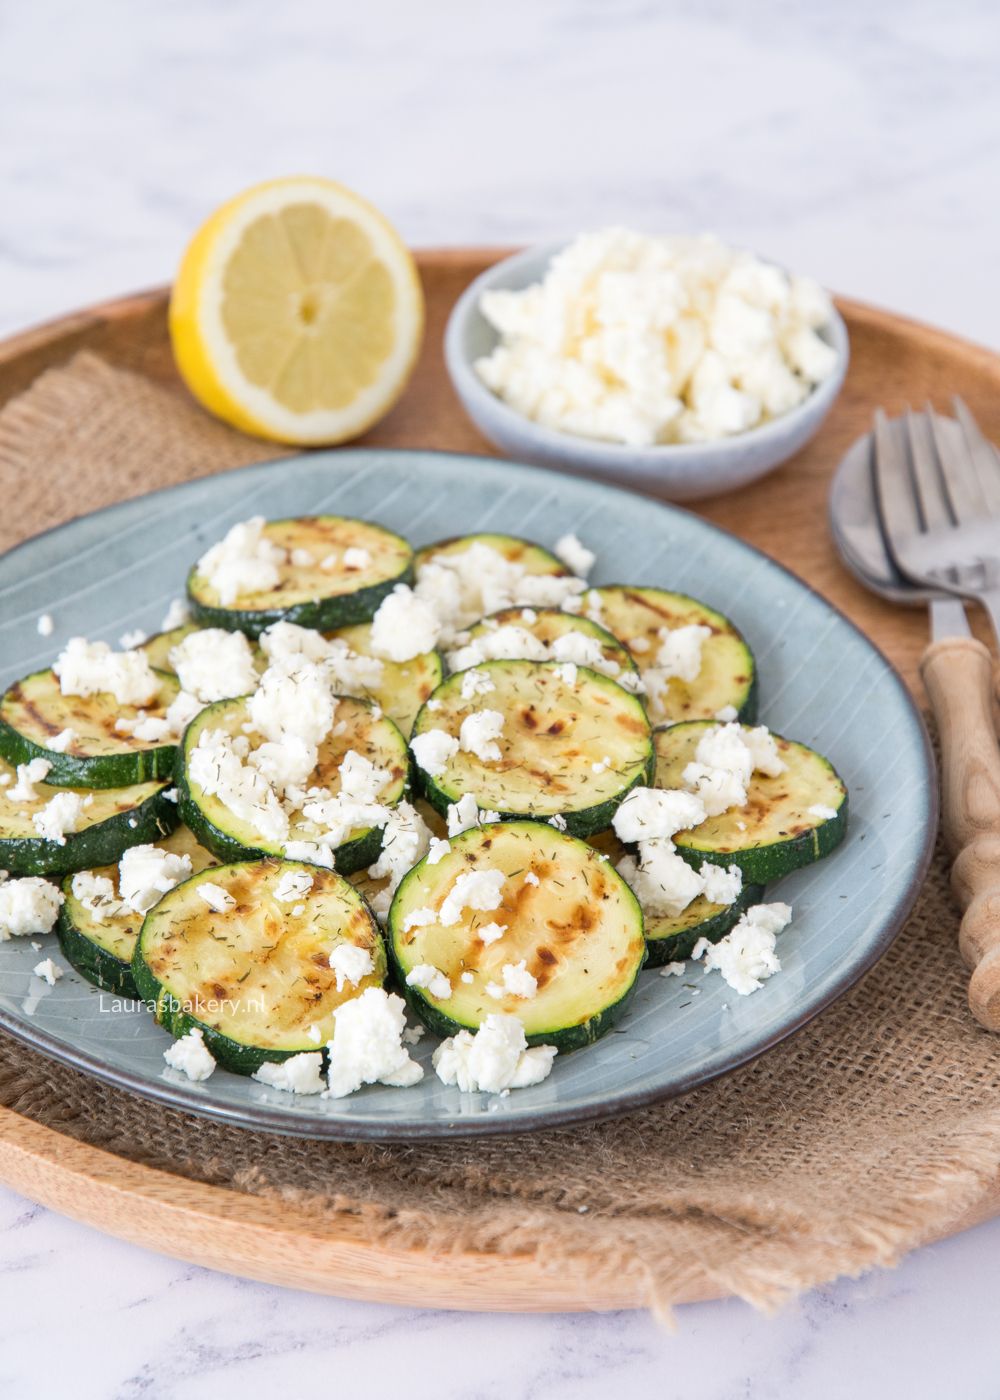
left=445, top=241, right=849, bottom=502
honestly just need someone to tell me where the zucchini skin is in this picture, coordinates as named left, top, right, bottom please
left=678, top=799, right=849, bottom=884
left=186, top=565, right=413, bottom=639
left=395, top=965, right=645, bottom=1055
left=56, top=899, right=139, bottom=997
left=130, top=949, right=306, bottom=1075
left=0, top=712, right=177, bottom=790
left=176, top=769, right=385, bottom=876
left=414, top=755, right=655, bottom=841
left=643, top=883, right=765, bottom=966
left=0, top=668, right=178, bottom=789
left=0, top=788, right=178, bottom=877
left=413, top=533, right=565, bottom=575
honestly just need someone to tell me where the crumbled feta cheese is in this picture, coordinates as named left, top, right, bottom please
left=163, top=1027, right=216, bottom=1081
left=33, top=957, right=62, bottom=985
left=46, top=728, right=76, bottom=754
left=169, top=628, right=259, bottom=703
left=6, top=758, right=51, bottom=803
left=329, top=941, right=375, bottom=992
left=198, top=881, right=236, bottom=912
left=460, top=972, right=474, bottom=985
left=366, top=801, right=432, bottom=894
left=475, top=229, right=835, bottom=446
left=439, top=868, right=505, bottom=927
left=273, top=868, right=314, bottom=903
left=54, top=637, right=160, bottom=707
left=306, top=1023, right=322, bottom=1044
left=629, top=636, right=650, bottom=654
left=324, top=988, right=424, bottom=1097
left=283, top=840, right=334, bottom=868
left=163, top=689, right=204, bottom=739
left=0, top=875, right=64, bottom=938
left=477, top=921, right=507, bottom=945
left=247, top=662, right=334, bottom=752
left=485, top=959, right=537, bottom=1000
left=659, top=961, right=687, bottom=977
left=37, top=613, right=54, bottom=637
left=448, top=624, right=549, bottom=671
left=32, top=792, right=85, bottom=845
left=405, top=963, right=452, bottom=999
left=369, top=584, right=442, bottom=662
left=617, top=840, right=705, bottom=918
left=553, top=533, right=595, bottom=577
left=426, top=837, right=451, bottom=865
left=714, top=705, right=738, bottom=722
left=613, top=786, right=705, bottom=843
left=402, top=907, right=437, bottom=933
left=160, top=598, right=192, bottom=631
left=119, top=627, right=148, bottom=650
left=253, top=1053, right=325, bottom=1095
left=553, top=661, right=578, bottom=686
left=118, top=845, right=193, bottom=915
left=682, top=722, right=754, bottom=816
left=460, top=668, right=496, bottom=700
left=548, top=814, right=568, bottom=831
left=808, top=803, right=839, bottom=820
left=411, top=729, right=460, bottom=777
left=459, top=709, right=504, bottom=763
left=743, top=725, right=787, bottom=778
left=591, top=756, right=611, bottom=774
left=189, top=728, right=289, bottom=844
left=196, top=516, right=286, bottom=605
left=654, top=624, right=712, bottom=682
left=524, top=871, right=540, bottom=887
left=693, top=902, right=792, bottom=994
left=432, top=1013, right=557, bottom=1094
left=699, top=861, right=743, bottom=906
left=343, top=546, right=371, bottom=569
left=290, top=547, right=314, bottom=568
left=416, top=542, right=585, bottom=643
left=550, top=630, right=612, bottom=674
left=70, top=870, right=125, bottom=923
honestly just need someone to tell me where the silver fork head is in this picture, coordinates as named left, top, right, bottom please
left=873, top=404, right=1000, bottom=646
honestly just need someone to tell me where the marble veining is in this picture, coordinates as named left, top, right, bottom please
left=2, top=2, right=999, bottom=1395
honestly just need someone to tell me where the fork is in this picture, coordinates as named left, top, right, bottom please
left=874, top=405, right=1000, bottom=1030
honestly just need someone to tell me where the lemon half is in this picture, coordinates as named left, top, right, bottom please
left=169, top=177, right=424, bottom=444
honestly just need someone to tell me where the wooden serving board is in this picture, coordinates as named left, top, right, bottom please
left=0, top=250, right=998, bottom=1309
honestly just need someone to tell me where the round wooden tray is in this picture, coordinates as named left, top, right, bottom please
left=1, top=250, right=998, bottom=1309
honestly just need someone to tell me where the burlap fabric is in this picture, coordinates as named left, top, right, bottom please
left=1, top=352, right=997, bottom=1316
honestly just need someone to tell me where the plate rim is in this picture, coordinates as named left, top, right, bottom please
left=0, top=445, right=939, bottom=1140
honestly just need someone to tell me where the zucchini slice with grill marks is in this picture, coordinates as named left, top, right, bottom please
left=58, top=824, right=218, bottom=995
left=578, top=586, right=757, bottom=724
left=389, top=820, right=646, bottom=1051
left=140, top=623, right=199, bottom=673
left=187, top=515, right=413, bottom=637
left=414, top=532, right=565, bottom=576
left=586, top=828, right=765, bottom=965
left=132, top=858, right=387, bottom=1074
left=411, top=660, right=654, bottom=838
left=328, top=622, right=443, bottom=737
left=454, top=607, right=640, bottom=687
left=0, top=667, right=181, bottom=788
left=654, top=721, right=848, bottom=883
left=179, top=695, right=410, bottom=873
left=0, top=755, right=178, bottom=876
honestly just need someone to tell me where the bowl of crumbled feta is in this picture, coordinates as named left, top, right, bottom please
left=445, top=230, right=848, bottom=500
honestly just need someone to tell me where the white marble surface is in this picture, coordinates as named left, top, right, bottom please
left=2, top=2, right=1000, bottom=1395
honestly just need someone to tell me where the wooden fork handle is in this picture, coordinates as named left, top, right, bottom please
left=921, top=636, right=1000, bottom=1030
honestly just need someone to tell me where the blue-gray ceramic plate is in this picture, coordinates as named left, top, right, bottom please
left=0, top=449, right=935, bottom=1140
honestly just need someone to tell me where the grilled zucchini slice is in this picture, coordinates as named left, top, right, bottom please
left=586, top=828, right=765, bottom=965
left=414, top=532, right=565, bottom=575
left=389, top=820, right=645, bottom=1051
left=579, top=586, right=756, bottom=723
left=57, top=825, right=217, bottom=995
left=411, top=660, right=653, bottom=838
left=187, top=515, right=413, bottom=637
left=456, top=607, right=640, bottom=685
left=0, top=755, right=177, bottom=876
left=654, top=721, right=848, bottom=882
left=132, top=859, right=386, bottom=1074
left=328, top=622, right=443, bottom=736
left=179, top=695, right=410, bottom=873
left=0, top=667, right=181, bottom=788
